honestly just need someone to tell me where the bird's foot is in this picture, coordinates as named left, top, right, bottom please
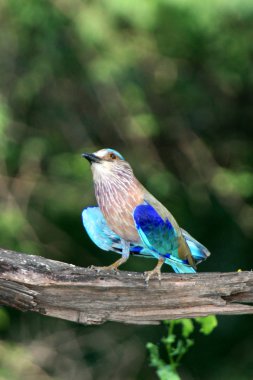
left=144, top=267, right=162, bottom=285
left=89, top=256, right=128, bottom=274
left=144, top=257, right=164, bottom=285
left=89, top=264, right=119, bottom=274
left=90, top=241, right=130, bottom=274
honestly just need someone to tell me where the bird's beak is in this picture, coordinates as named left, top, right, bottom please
left=82, top=153, right=101, bottom=164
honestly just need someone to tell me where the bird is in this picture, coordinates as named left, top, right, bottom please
left=81, top=148, right=210, bottom=282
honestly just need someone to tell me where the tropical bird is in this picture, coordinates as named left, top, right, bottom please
left=82, top=148, right=210, bottom=282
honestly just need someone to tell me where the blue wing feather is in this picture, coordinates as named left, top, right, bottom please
left=82, top=207, right=122, bottom=251
left=82, top=207, right=154, bottom=258
left=133, top=202, right=197, bottom=273
left=133, top=203, right=178, bottom=255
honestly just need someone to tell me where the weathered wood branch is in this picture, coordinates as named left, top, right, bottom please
left=0, top=248, right=253, bottom=325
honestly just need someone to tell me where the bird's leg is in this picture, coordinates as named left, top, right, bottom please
left=90, top=240, right=130, bottom=273
left=144, top=257, right=165, bottom=284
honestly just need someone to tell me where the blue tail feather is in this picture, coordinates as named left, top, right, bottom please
left=164, top=254, right=197, bottom=274
left=168, top=261, right=197, bottom=274
left=182, top=228, right=210, bottom=264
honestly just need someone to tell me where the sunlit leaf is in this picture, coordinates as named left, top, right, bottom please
left=195, top=316, right=218, bottom=335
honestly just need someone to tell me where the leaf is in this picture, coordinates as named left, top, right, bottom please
left=195, top=316, right=218, bottom=335
left=157, top=366, right=181, bottom=380
left=146, top=342, right=166, bottom=369
left=175, top=318, right=194, bottom=338
left=185, top=338, right=194, bottom=349
left=162, top=333, right=176, bottom=345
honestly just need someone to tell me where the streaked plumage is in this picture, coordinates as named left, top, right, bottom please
left=82, top=148, right=210, bottom=281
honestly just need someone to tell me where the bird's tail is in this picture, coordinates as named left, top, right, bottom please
left=182, top=229, right=211, bottom=265
left=165, top=258, right=197, bottom=273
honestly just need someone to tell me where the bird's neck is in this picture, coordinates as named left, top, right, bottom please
left=94, top=170, right=140, bottom=201
left=93, top=171, right=144, bottom=242
left=94, top=168, right=144, bottom=210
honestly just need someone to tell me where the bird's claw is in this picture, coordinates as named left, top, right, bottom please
left=144, top=269, right=162, bottom=285
left=89, top=265, right=119, bottom=274
left=89, top=265, right=101, bottom=272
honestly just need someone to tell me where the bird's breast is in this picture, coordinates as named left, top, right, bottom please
left=95, top=181, right=143, bottom=242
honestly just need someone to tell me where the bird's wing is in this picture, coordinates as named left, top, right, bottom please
left=82, top=207, right=153, bottom=257
left=133, top=202, right=197, bottom=273
left=133, top=202, right=179, bottom=255
left=82, top=207, right=122, bottom=252
left=181, top=228, right=211, bottom=264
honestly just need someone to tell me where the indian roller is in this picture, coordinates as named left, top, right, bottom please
left=82, top=148, right=210, bottom=282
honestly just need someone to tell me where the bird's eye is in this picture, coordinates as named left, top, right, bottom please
left=110, top=153, right=116, bottom=160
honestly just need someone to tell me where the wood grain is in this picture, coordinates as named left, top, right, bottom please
left=0, top=248, right=253, bottom=325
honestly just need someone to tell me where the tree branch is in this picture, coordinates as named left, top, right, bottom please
left=0, top=248, right=253, bottom=325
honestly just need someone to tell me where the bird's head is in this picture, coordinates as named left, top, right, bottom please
left=82, top=148, right=133, bottom=182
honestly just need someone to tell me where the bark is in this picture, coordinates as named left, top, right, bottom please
left=0, top=248, right=253, bottom=325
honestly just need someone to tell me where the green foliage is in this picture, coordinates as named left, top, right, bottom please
left=147, top=316, right=217, bottom=379
left=195, top=315, right=218, bottom=335
left=0, top=309, right=10, bottom=331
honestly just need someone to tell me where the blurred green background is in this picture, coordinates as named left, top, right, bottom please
left=1, top=0, right=253, bottom=378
